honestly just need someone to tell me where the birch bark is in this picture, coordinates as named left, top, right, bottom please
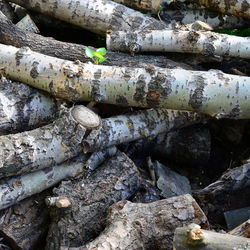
left=186, top=0, right=250, bottom=20
left=0, top=78, right=59, bottom=135
left=7, top=0, right=167, bottom=35
left=0, top=105, right=100, bottom=178
left=106, top=30, right=250, bottom=59
left=113, top=0, right=161, bottom=11
left=0, top=44, right=249, bottom=119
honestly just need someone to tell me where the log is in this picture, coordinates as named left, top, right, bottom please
left=0, top=78, right=59, bottom=135
left=173, top=224, right=250, bottom=249
left=186, top=0, right=250, bottom=20
left=66, top=194, right=209, bottom=250
left=7, top=0, right=167, bottom=36
left=45, top=151, right=140, bottom=249
left=106, top=29, right=250, bottom=59
left=161, top=8, right=248, bottom=29
left=229, top=219, right=250, bottom=238
left=0, top=13, right=193, bottom=69
left=0, top=0, right=14, bottom=20
left=112, top=0, right=161, bottom=11
left=1, top=44, right=249, bottom=119
left=16, top=13, right=40, bottom=33
left=0, top=105, right=100, bottom=178
left=193, top=163, right=250, bottom=225
left=0, top=190, right=50, bottom=250
left=82, top=109, right=204, bottom=153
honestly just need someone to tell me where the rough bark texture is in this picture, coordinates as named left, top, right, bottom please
left=1, top=44, right=249, bottom=119
left=173, top=224, right=250, bottom=250
left=0, top=0, right=14, bottom=20
left=187, top=0, right=250, bottom=20
left=193, top=163, right=250, bottom=225
left=46, top=151, right=140, bottom=249
left=8, top=0, right=167, bottom=35
left=66, top=194, right=209, bottom=250
left=0, top=78, right=59, bottom=135
left=161, top=8, right=248, bottom=29
left=0, top=191, right=50, bottom=250
left=229, top=219, right=250, bottom=238
left=82, top=109, right=205, bottom=153
left=0, top=105, right=100, bottom=178
left=113, top=0, right=161, bottom=10
left=107, top=30, right=250, bottom=59
left=0, top=14, right=193, bottom=70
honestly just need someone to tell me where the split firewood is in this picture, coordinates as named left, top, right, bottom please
left=0, top=105, right=100, bottom=178
left=46, top=151, right=140, bottom=249
left=173, top=223, right=250, bottom=250
left=64, top=194, right=209, bottom=250
left=1, top=44, right=249, bottom=119
left=0, top=13, right=193, bottom=70
left=229, top=219, right=250, bottom=238
left=0, top=190, right=50, bottom=250
left=0, top=78, right=59, bottom=135
left=112, top=0, right=161, bottom=11
left=0, top=104, right=204, bottom=177
left=16, top=13, right=39, bottom=33
left=7, top=0, right=167, bottom=36
left=106, top=30, right=250, bottom=59
left=0, top=147, right=117, bottom=210
left=161, top=8, right=248, bottom=29
left=186, top=0, right=250, bottom=20
left=193, top=163, right=250, bottom=225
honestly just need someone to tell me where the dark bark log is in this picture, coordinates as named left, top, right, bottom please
left=0, top=105, right=100, bottom=178
left=66, top=194, right=209, bottom=250
left=45, top=151, right=140, bottom=249
left=0, top=191, right=50, bottom=250
left=173, top=224, right=250, bottom=250
left=229, top=219, right=250, bottom=238
left=0, top=78, right=59, bottom=135
left=0, top=14, right=193, bottom=70
left=193, top=163, right=250, bottom=225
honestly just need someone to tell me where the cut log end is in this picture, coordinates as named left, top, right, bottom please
left=71, top=105, right=101, bottom=129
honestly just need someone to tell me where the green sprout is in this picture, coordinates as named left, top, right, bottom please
left=85, top=47, right=107, bottom=64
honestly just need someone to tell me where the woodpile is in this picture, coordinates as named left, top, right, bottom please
left=0, top=0, right=249, bottom=249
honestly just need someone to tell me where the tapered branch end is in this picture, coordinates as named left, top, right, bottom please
left=71, top=105, right=101, bottom=129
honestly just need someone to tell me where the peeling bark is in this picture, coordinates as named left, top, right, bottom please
left=46, top=151, right=140, bottom=249
left=1, top=44, right=249, bottom=118
left=7, top=0, right=167, bottom=35
left=82, top=109, right=205, bottom=153
left=113, top=0, right=161, bottom=11
left=0, top=105, right=100, bottom=178
left=107, top=30, right=250, bottom=59
left=66, top=194, right=209, bottom=250
left=0, top=78, right=59, bottom=135
left=0, top=191, right=50, bottom=250
left=161, top=8, right=248, bottom=29
left=0, top=14, right=193, bottom=69
left=186, top=0, right=250, bottom=20
left=173, top=224, right=250, bottom=249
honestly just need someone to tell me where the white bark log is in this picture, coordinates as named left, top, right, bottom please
left=1, top=44, right=249, bottom=118
left=67, top=195, right=209, bottom=250
left=0, top=105, right=100, bottom=178
left=106, top=30, right=250, bottom=59
left=7, top=0, right=167, bottom=35
left=82, top=109, right=204, bottom=153
left=0, top=147, right=117, bottom=210
left=0, top=78, right=59, bottom=135
left=186, top=0, right=250, bottom=20
left=112, top=0, right=161, bottom=11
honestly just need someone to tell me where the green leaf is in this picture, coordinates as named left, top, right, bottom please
left=93, top=51, right=105, bottom=60
left=85, top=47, right=95, bottom=58
left=98, top=57, right=107, bottom=63
left=96, top=47, right=107, bottom=56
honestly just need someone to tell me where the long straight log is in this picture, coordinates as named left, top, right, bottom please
left=113, top=0, right=161, bottom=11
left=67, top=194, right=209, bottom=250
left=46, top=151, right=140, bottom=249
left=0, top=105, right=100, bottom=178
left=0, top=44, right=249, bottom=119
left=7, top=0, right=167, bottom=35
left=0, top=14, right=192, bottom=70
left=173, top=224, right=250, bottom=249
left=0, top=78, right=59, bottom=135
left=0, top=147, right=117, bottom=210
left=106, top=30, right=250, bottom=59
left=0, top=105, right=203, bottom=178
left=186, top=0, right=250, bottom=20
